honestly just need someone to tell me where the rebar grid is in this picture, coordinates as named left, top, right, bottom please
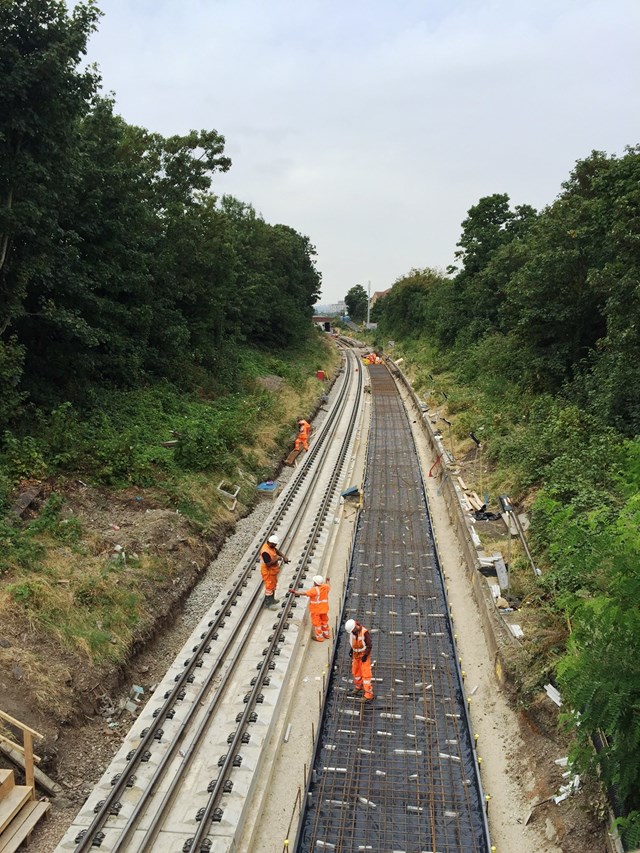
left=298, top=367, right=490, bottom=852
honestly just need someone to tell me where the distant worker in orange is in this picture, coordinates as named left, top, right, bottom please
left=289, top=575, right=331, bottom=642
left=260, top=534, right=290, bottom=609
left=294, top=418, right=312, bottom=452
left=345, top=618, right=373, bottom=701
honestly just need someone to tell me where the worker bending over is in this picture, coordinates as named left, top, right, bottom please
left=294, top=418, right=312, bottom=452
left=289, top=575, right=331, bottom=642
left=345, top=618, right=373, bottom=701
left=260, top=534, right=289, bottom=609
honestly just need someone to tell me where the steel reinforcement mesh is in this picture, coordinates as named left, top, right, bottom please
left=297, top=365, right=491, bottom=852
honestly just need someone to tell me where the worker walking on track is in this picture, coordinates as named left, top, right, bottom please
left=289, top=575, right=331, bottom=641
left=345, top=618, right=374, bottom=701
left=260, top=534, right=289, bottom=609
left=294, top=418, right=312, bottom=452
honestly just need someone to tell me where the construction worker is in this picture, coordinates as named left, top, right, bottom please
left=289, top=575, right=331, bottom=641
left=294, top=418, right=311, bottom=452
left=344, top=618, right=373, bottom=701
left=260, top=534, right=289, bottom=609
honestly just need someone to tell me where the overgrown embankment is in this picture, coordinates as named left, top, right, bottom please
left=0, top=336, right=338, bottom=744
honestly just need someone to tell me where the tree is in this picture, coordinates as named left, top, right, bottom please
left=0, top=0, right=100, bottom=330
left=448, top=195, right=537, bottom=345
left=374, top=269, right=450, bottom=341
left=344, top=284, right=368, bottom=322
left=0, top=0, right=99, bottom=420
left=16, top=98, right=157, bottom=400
left=503, top=149, right=639, bottom=403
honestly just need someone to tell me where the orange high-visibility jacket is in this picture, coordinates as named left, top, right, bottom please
left=349, top=624, right=372, bottom=658
left=298, top=419, right=311, bottom=438
left=260, top=542, right=280, bottom=571
left=304, top=582, right=330, bottom=615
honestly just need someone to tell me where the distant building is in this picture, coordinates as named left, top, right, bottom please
left=369, top=288, right=391, bottom=307
left=313, top=315, right=333, bottom=332
left=315, top=301, right=346, bottom=316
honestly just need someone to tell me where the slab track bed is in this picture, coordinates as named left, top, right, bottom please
left=297, top=365, right=491, bottom=852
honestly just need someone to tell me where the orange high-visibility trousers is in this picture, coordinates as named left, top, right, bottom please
left=352, top=655, right=373, bottom=699
left=310, top=611, right=330, bottom=641
left=294, top=436, right=309, bottom=452
left=260, top=565, right=279, bottom=596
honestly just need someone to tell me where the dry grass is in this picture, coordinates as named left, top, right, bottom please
left=0, top=644, right=74, bottom=718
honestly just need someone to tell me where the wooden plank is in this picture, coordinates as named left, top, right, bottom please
left=9, top=487, right=41, bottom=518
left=0, top=771, right=13, bottom=801
left=0, top=745, right=59, bottom=796
left=0, top=787, right=31, bottom=834
left=0, top=713, right=42, bottom=740
left=0, top=799, right=50, bottom=853
left=470, top=491, right=485, bottom=509
left=284, top=449, right=300, bottom=467
left=22, top=734, right=34, bottom=801
left=465, top=493, right=483, bottom=511
left=457, top=476, right=467, bottom=490
left=0, top=737, right=41, bottom=765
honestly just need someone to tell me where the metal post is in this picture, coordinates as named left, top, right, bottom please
left=506, top=520, right=511, bottom=598
left=499, top=495, right=514, bottom=599
left=367, top=280, right=371, bottom=327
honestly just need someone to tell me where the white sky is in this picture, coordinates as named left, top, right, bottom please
left=87, top=0, right=640, bottom=303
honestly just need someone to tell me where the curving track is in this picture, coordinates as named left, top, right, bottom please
left=56, top=345, right=364, bottom=853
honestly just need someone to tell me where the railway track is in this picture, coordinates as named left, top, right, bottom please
left=56, top=344, right=365, bottom=853
left=295, top=365, right=492, bottom=852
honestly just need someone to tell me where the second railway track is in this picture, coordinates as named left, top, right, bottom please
left=57, top=344, right=365, bottom=853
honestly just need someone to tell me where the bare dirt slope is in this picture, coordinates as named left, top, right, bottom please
left=0, top=482, right=218, bottom=740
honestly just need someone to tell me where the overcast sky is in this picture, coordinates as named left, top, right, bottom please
left=87, top=0, right=639, bottom=303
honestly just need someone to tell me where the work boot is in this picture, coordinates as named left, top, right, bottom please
left=264, top=594, right=278, bottom=610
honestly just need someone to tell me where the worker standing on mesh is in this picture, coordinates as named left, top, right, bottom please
left=289, top=575, right=331, bottom=641
left=294, top=418, right=311, bottom=452
left=345, top=618, right=373, bottom=700
left=260, top=534, right=289, bottom=609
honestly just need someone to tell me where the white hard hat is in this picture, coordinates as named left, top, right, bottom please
left=313, top=575, right=324, bottom=585
left=267, top=534, right=279, bottom=546
left=344, top=619, right=356, bottom=633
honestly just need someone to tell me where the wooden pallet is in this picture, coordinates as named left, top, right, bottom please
left=0, top=769, right=50, bottom=852
left=0, top=714, right=50, bottom=851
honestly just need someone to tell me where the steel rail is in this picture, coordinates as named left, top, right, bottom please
left=184, top=352, right=364, bottom=852
left=70, top=345, right=362, bottom=852
left=126, top=350, right=364, bottom=853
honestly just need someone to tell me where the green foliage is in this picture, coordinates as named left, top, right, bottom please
left=0, top=0, right=100, bottom=352
left=8, top=579, right=41, bottom=605
left=2, top=432, right=48, bottom=480
left=614, top=812, right=640, bottom=850
left=0, top=519, right=44, bottom=575
left=344, top=284, right=368, bottom=323
left=0, top=339, right=25, bottom=427
left=27, top=493, right=83, bottom=544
